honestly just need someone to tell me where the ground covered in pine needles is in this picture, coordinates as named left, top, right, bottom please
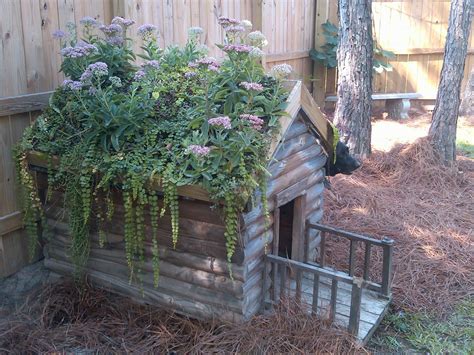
left=0, top=280, right=361, bottom=353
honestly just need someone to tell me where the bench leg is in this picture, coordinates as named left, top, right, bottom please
left=386, top=99, right=411, bottom=120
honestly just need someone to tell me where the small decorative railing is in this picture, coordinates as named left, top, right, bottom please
left=262, top=223, right=394, bottom=337
left=308, top=223, right=394, bottom=297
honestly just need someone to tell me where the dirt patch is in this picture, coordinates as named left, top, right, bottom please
left=0, top=262, right=57, bottom=320
left=0, top=280, right=363, bottom=353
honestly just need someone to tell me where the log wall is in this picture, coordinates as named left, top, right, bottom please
left=240, top=114, right=327, bottom=316
left=43, top=189, right=248, bottom=322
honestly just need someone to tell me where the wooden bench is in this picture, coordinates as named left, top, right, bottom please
left=326, top=93, right=423, bottom=119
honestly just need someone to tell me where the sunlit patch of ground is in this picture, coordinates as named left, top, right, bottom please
left=372, top=114, right=474, bottom=154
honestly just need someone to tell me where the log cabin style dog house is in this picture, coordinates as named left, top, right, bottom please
left=28, top=81, right=393, bottom=344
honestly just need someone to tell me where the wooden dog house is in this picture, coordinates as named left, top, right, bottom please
left=29, top=81, right=393, bottom=344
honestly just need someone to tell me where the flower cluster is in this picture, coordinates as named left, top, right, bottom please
left=142, top=60, right=160, bottom=70
left=62, top=79, right=83, bottom=91
left=240, top=20, right=252, bottom=30
left=208, top=116, right=232, bottom=129
left=134, top=70, right=146, bottom=81
left=189, top=57, right=220, bottom=72
left=269, top=64, right=293, bottom=79
left=111, top=16, right=135, bottom=28
left=184, top=71, right=197, bottom=79
left=188, top=26, right=204, bottom=38
left=187, top=145, right=211, bottom=157
left=247, top=31, right=268, bottom=48
left=100, top=24, right=122, bottom=36
left=218, top=16, right=240, bottom=28
left=226, top=25, right=245, bottom=34
left=133, top=60, right=160, bottom=82
left=109, top=76, right=122, bottom=88
left=240, top=114, right=264, bottom=130
left=249, top=47, right=264, bottom=59
left=240, top=81, right=264, bottom=92
left=52, top=29, right=66, bottom=39
left=80, top=16, right=99, bottom=27
left=99, top=24, right=124, bottom=45
left=80, top=62, right=109, bottom=83
left=60, top=42, right=98, bottom=58
left=137, top=24, right=158, bottom=40
left=222, top=44, right=252, bottom=53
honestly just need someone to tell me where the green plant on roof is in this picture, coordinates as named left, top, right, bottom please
left=15, top=16, right=290, bottom=284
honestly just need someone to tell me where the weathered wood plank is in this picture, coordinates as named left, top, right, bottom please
left=44, top=258, right=245, bottom=322
left=0, top=211, right=23, bottom=235
left=47, top=245, right=245, bottom=311
left=275, top=178, right=308, bottom=208
left=46, top=226, right=246, bottom=281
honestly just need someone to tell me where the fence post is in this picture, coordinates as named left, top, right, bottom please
left=381, top=237, right=394, bottom=297
left=348, top=277, right=363, bottom=336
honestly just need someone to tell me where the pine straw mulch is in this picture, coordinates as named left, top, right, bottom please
left=0, top=279, right=363, bottom=354
left=322, top=138, right=474, bottom=314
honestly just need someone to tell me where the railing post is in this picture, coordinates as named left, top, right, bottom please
left=348, top=240, right=356, bottom=276
left=329, top=279, right=338, bottom=323
left=348, top=277, right=363, bottom=336
left=319, top=231, right=326, bottom=267
left=363, top=242, right=371, bottom=280
left=381, top=237, right=394, bottom=297
left=304, top=223, right=310, bottom=263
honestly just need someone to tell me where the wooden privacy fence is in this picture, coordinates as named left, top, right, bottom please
left=0, top=0, right=317, bottom=277
left=313, top=0, right=474, bottom=104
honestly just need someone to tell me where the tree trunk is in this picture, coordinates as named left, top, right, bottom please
left=428, top=0, right=473, bottom=163
left=333, top=0, right=373, bottom=158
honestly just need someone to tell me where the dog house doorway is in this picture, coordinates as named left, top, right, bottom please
left=274, top=193, right=306, bottom=262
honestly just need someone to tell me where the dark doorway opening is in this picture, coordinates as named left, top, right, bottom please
left=278, top=200, right=294, bottom=258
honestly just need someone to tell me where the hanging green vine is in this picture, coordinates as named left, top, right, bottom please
left=15, top=16, right=290, bottom=284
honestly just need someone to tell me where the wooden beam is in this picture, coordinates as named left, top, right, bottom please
left=300, top=85, right=333, bottom=155
left=27, top=151, right=214, bottom=203
left=268, top=80, right=302, bottom=158
left=291, top=194, right=306, bottom=262
left=383, top=48, right=474, bottom=55
left=0, top=91, right=52, bottom=116
left=266, top=50, right=310, bottom=63
left=0, top=211, right=23, bottom=236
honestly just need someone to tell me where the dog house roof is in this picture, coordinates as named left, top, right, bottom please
left=268, top=80, right=334, bottom=162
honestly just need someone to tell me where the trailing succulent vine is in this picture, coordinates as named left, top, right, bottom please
left=16, top=16, right=290, bottom=283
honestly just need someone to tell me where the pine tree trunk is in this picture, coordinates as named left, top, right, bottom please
left=428, top=0, right=473, bottom=163
left=333, top=0, right=373, bottom=157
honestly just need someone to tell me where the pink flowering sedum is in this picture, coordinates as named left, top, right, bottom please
left=80, top=16, right=98, bottom=27
left=60, top=43, right=98, bottom=58
left=240, top=114, right=264, bottom=130
left=137, top=24, right=158, bottom=39
left=99, top=24, right=122, bottom=36
left=111, top=16, right=135, bottom=28
left=218, top=16, right=240, bottom=28
left=222, top=44, right=252, bottom=53
left=240, top=81, right=264, bottom=91
left=188, top=145, right=211, bottom=157
left=208, top=116, right=232, bottom=129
